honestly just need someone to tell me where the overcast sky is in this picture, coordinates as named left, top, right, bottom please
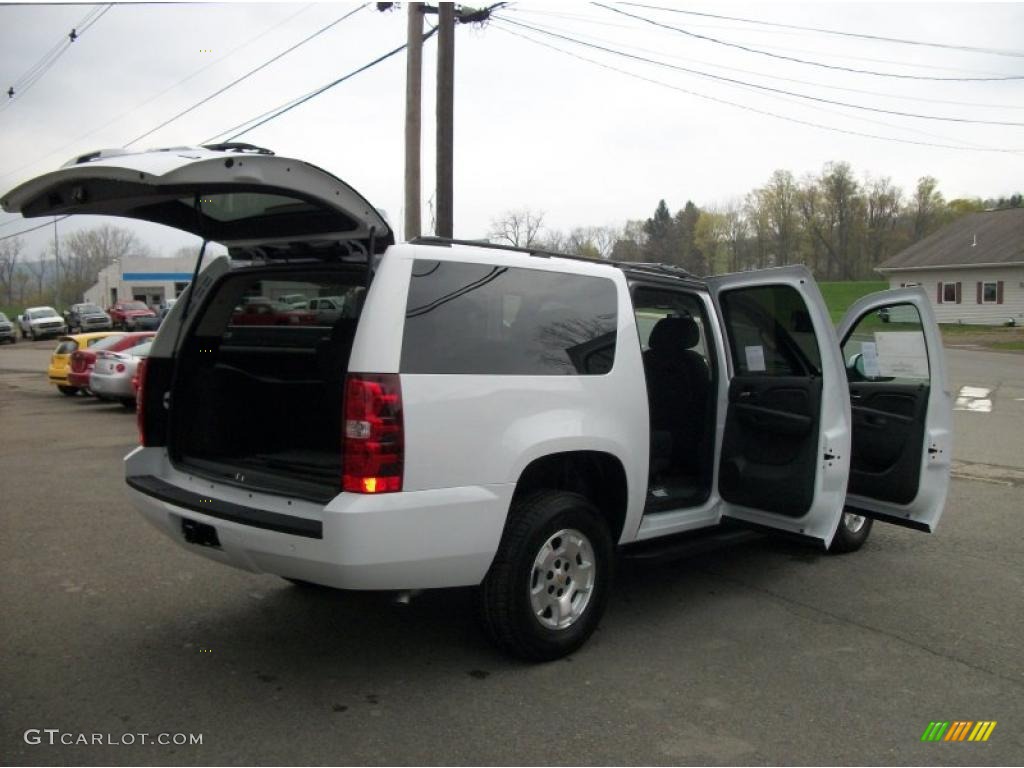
left=1, top=0, right=1022, bottom=261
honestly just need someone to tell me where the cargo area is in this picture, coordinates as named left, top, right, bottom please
left=168, top=266, right=367, bottom=500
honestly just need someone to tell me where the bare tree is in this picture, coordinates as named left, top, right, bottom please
left=911, top=176, right=946, bottom=242
left=24, top=255, right=48, bottom=301
left=60, top=224, right=148, bottom=302
left=864, top=175, right=902, bottom=271
left=0, top=237, right=22, bottom=305
left=489, top=208, right=545, bottom=248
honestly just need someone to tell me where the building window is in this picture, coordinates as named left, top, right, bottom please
left=982, top=282, right=998, bottom=303
left=943, top=282, right=958, bottom=303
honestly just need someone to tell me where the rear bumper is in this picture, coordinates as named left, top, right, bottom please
left=90, top=372, right=133, bottom=397
left=124, top=448, right=512, bottom=590
left=68, top=371, right=92, bottom=388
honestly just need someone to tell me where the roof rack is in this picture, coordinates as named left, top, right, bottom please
left=409, top=237, right=699, bottom=281
left=409, top=236, right=617, bottom=267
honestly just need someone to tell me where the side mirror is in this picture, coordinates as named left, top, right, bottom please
left=846, top=352, right=867, bottom=379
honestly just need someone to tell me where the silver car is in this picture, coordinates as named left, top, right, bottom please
left=89, top=340, right=152, bottom=409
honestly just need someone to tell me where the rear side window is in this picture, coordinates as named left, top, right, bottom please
left=402, top=260, right=618, bottom=375
left=55, top=340, right=78, bottom=355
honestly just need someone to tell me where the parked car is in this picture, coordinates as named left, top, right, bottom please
left=47, top=332, right=121, bottom=395
left=231, top=298, right=316, bottom=326
left=65, top=302, right=112, bottom=333
left=67, top=332, right=155, bottom=393
left=90, top=340, right=153, bottom=409
left=133, top=312, right=164, bottom=331
left=305, top=296, right=349, bottom=324
left=107, top=300, right=156, bottom=330
left=277, top=293, right=308, bottom=308
left=18, top=306, right=67, bottom=340
left=2, top=146, right=953, bottom=661
left=0, top=311, right=15, bottom=344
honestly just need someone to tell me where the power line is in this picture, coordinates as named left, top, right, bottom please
left=494, top=16, right=1024, bottom=127
left=506, top=5, right=1013, bottom=77
left=595, top=3, right=1024, bottom=82
left=618, top=2, right=1024, bottom=58
left=124, top=3, right=369, bottom=147
left=0, top=4, right=315, bottom=187
left=499, top=14, right=1024, bottom=111
left=1, top=25, right=432, bottom=244
left=0, top=217, right=70, bottom=244
left=490, top=20, right=1023, bottom=155
left=216, top=29, right=438, bottom=142
left=3, top=5, right=112, bottom=110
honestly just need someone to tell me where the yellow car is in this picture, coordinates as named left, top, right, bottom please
left=48, top=332, right=122, bottom=395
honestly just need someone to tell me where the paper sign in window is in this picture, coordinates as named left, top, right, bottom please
left=860, top=341, right=880, bottom=378
left=874, top=332, right=929, bottom=378
left=744, top=345, right=766, bottom=372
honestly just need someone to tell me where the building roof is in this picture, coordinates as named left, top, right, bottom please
left=877, top=207, right=1024, bottom=271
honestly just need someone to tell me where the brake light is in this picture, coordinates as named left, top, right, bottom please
left=135, top=357, right=148, bottom=444
left=115, top=363, right=126, bottom=373
left=342, top=373, right=403, bottom=493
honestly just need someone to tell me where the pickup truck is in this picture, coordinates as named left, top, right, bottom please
left=1, top=145, right=952, bottom=661
left=18, top=306, right=67, bottom=340
left=107, top=300, right=156, bottom=330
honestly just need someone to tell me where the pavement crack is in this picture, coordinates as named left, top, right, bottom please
left=701, top=567, right=1023, bottom=689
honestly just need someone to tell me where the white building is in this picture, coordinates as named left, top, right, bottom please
left=877, top=208, right=1023, bottom=326
left=84, top=253, right=202, bottom=308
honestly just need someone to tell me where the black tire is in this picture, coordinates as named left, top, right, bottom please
left=477, top=490, right=613, bottom=662
left=57, top=385, right=79, bottom=396
left=829, top=509, right=873, bottom=554
left=120, top=398, right=136, bottom=410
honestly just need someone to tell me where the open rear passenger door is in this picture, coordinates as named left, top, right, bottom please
left=706, top=266, right=851, bottom=547
left=836, top=288, right=951, bottom=531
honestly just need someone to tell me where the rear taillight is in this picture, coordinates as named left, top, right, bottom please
left=342, top=373, right=403, bottom=494
left=115, top=363, right=126, bottom=373
left=135, top=357, right=148, bottom=444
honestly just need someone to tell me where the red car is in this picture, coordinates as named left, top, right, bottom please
left=68, top=332, right=155, bottom=391
left=230, top=298, right=316, bottom=326
left=107, top=300, right=156, bottom=330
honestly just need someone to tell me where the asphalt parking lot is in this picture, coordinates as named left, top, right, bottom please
left=1, top=339, right=1021, bottom=766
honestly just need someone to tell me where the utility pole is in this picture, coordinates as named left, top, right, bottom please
left=53, top=217, right=60, bottom=309
left=404, top=3, right=423, bottom=241
left=435, top=2, right=455, bottom=238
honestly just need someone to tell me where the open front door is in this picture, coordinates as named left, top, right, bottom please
left=707, top=267, right=850, bottom=547
left=837, top=288, right=951, bottom=532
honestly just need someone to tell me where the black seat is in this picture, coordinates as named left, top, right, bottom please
left=643, top=316, right=710, bottom=476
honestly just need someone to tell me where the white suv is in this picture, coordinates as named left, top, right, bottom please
left=2, top=146, right=952, bottom=660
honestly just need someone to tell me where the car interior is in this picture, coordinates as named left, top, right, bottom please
left=634, top=287, right=717, bottom=511
left=170, top=267, right=367, bottom=499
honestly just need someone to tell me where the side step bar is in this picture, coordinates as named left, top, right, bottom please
left=620, top=526, right=762, bottom=566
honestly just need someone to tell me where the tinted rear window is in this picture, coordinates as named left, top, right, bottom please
left=401, top=260, right=618, bottom=375
left=55, top=340, right=78, bottom=355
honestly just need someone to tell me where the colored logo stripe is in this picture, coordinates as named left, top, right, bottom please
left=921, top=721, right=996, bottom=742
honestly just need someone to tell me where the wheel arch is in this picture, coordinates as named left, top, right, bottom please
left=511, top=450, right=629, bottom=544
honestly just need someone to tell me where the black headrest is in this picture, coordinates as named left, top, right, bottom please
left=649, top=316, right=700, bottom=351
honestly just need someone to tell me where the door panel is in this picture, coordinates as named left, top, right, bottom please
left=848, top=382, right=928, bottom=504
left=707, top=266, right=850, bottom=546
left=837, top=289, right=951, bottom=532
left=720, top=376, right=821, bottom=516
